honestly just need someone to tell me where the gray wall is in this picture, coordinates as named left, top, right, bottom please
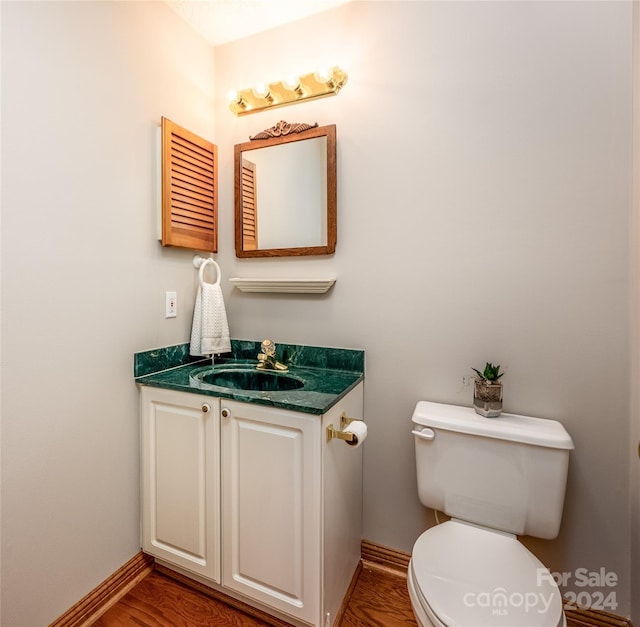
left=631, top=4, right=640, bottom=621
left=214, top=0, right=634, bottom=617
left=1, top=2, right=216, bottom=624
left=0, top=0, right=636, bottom=623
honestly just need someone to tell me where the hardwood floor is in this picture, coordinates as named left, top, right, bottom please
left=92, top=562, right=600, bottom=627
left=93, top=563, right=416, bottom=627
left=340, top=565, right=417, bottom=627
left=93, top=570, right=271, bottom=626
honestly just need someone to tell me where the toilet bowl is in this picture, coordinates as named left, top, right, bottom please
left=410, top=401, right=574, bottom=627
left=407, top=520, right=566, bottom=627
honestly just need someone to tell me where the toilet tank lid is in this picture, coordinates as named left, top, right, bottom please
left=412, top=401, right=574, bottom=450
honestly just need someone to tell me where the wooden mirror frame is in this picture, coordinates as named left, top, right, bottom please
left=234, top=122, right=337, bottom=258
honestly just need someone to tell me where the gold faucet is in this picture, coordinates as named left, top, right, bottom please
left=256, top=339, right=289, bottom=371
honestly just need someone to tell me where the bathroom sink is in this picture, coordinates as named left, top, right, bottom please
left=195, top=368, right=305, bottom=392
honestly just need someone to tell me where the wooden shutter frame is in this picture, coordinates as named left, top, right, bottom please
left=161, top=117, right=218, bottom=252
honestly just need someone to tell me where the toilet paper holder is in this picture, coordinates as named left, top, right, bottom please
left=327, top=413, right=363, bottom=445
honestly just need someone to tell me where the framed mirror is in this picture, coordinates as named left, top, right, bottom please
left=234, top=121, right=336, bottom=257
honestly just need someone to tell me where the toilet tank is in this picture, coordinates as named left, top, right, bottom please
left=412, top=401, right=574, bottom=539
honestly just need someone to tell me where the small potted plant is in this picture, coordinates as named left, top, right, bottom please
left=472, top=362, right=504, bottom=417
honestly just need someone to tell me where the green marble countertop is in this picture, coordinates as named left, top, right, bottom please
left=134, top=340, right=364, bottom=415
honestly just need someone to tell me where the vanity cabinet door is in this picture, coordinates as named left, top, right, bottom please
left=221, top=400, right=322, bottom=624
left=140, top=387, right=220, bottom=582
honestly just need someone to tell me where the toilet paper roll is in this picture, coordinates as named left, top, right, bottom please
left=343, top=420, right=367, bottom=447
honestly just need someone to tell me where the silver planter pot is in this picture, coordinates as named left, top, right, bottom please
left=473, top=380, right=503, bottom=417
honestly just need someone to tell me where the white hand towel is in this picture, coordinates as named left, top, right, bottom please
left=190, top=282, right=231, bottom=357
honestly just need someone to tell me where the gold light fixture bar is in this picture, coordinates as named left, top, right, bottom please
left=229, top=66, right=348, bottom=116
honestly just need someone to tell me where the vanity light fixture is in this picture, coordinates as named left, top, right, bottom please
left=229, top=66, right=347, bottom=116
left=282, top=75, right=304, bottom=96
left=251, top=83, right=274, bottom=103
left=228, top=90, right=248, bottom=112
left=314, top=67, right=335, bottom=86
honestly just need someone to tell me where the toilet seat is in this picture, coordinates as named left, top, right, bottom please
left=410, top=520, right=565, bottom=627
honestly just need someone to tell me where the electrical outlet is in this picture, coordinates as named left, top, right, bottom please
left=165, top=291, right=177, bottom=318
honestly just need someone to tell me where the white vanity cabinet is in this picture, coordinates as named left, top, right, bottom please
left=139, top=381, right=364, bottom=627
left=221, top=384, right=364, bottom=626
left=140, top=387, right=221, bottom=582
left=221, top=401, right=322, bottom=623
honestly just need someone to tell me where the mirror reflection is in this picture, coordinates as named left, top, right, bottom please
left=234, top=122, right=336, bottom=257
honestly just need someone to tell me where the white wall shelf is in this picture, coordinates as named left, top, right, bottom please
left=229, top=278, right=336, bottom=294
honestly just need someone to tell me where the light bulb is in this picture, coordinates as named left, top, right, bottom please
left=251, top=83, right=271, bottom=99
left=283, top=75, right=302, bottom=93
left=314, top=67, right=334, bottom=84
left=227, top=90, right=247, bottom=109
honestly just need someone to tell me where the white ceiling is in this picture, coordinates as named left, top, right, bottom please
left=164, top=0, right=352, bottom=47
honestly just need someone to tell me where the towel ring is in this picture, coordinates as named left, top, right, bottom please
left=194, top=256, right=221, bottom=287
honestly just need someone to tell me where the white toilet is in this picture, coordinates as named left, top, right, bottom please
left=409, top=400, right=574, bottom=627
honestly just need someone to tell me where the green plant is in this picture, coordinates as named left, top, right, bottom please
left=472, top=362, right=504, bottom=383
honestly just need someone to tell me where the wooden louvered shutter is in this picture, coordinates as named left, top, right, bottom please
left=161, top=117, right=217, bottom=252
left=241, top=158, right=258, bottom=251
